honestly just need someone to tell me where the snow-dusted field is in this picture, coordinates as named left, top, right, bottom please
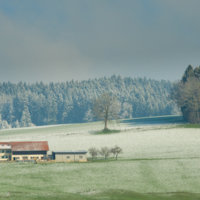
left=0, top=121, right=199, bottom=159
left=1, top=118, right=200, bottom=196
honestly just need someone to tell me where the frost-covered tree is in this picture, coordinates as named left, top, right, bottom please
left=2, top=100, right=13, bottom=124
left=1, top=120, right=11, bottom=129
left=20, top=107, right=32, bottom=127
left=12, top=120, right=20, bottom=128
left=84, top=108, right=93, bottom=122
left=121, top=102, right=133, bottom=119
left=0, top=114, right=10, bottom=129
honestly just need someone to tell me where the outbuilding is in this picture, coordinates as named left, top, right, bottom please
left=52, top=150, right=87, bottom=162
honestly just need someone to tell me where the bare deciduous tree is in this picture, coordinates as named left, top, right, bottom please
left=92, top=93, right=121, bottom=130
left=88, top=147, right=98, bottom=159
left=99, top=146, right=111, bottom=160
left=110, top=145, right=123, bottom=160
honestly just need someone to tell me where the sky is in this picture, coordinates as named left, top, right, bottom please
left=0, top=0, right=200, bottom=83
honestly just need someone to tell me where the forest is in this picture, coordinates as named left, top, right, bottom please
left=0, top=75, right=179, bottom=129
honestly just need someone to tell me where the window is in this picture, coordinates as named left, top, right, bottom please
left=79, top=156, right=83, bottom=159
left=2, top=150, right=4, bottom=153
left=5, top=156, right=8, bottom=158
left=2, top=156, right=4, bottom=158
left=6, top=150, right=10, bottom=153
left=67, top=156, right=70, bottom=159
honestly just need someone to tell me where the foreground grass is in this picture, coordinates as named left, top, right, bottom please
left=1, top=190, right=200, bottom=200
left=1, top=158, right=200, bottom=197
left=93, top=190, right=200, bottom=200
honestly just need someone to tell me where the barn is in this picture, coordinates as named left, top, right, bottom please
left=52, top=150, right=87, bottom=162
left=11, top=141, right=49, bottom=161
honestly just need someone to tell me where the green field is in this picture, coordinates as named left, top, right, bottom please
left=0, top=115, right=185, bottom=137
left=0, top=115, right=200, bottom=200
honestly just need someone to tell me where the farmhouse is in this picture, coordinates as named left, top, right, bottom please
left=52, top=150, right=87, bottom=162
left=0, top=141, right=49, bottom=161
left=0, top=142, right=11, bottom=161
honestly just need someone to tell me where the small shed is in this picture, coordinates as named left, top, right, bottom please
left=52, top=150, right=87, bottom=162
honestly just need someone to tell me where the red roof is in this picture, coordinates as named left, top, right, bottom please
left=11, top=141, right=49, bottom=151
left=0, top=142, right=11, bottom=145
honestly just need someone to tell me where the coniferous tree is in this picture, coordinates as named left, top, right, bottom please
left=20, top=107, right=32, bottom=127
left=12, top=120, right=20, bottom=128
left=2, top=100, right=13, bottom=124
left=84, top=108, right=93, bottom=122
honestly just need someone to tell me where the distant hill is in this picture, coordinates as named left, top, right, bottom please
left=0, top=75, right=179, bottom=128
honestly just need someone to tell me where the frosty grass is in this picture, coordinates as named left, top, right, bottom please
left=0, top=121, right=200, bottom=194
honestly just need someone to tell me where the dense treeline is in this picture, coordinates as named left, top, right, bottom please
left=0, top=75, right=179, bottom=129
left=170, top=65, right=200, bottom=123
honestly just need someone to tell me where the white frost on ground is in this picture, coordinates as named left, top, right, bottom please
left=1, top=123, right=200, bottom=194
left=0, top=124, right=200, bottom=159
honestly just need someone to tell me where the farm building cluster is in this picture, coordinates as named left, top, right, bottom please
left=0, top=141, right=87, bottom=162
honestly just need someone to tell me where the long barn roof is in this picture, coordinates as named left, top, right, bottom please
left=11, top=141, right=49, bottom=151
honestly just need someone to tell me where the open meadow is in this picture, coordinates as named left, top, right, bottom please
left=1, top=115, right=200, bottom=199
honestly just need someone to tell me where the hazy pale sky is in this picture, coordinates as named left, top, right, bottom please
left=0, top=0, right=200, bottom=83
